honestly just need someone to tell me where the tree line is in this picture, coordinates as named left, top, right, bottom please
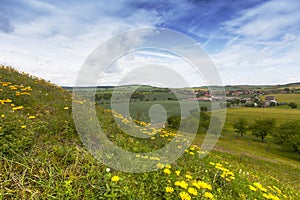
left=167, top=113, right=300, bottom=157
left=233, top=117, right=300, bottom=156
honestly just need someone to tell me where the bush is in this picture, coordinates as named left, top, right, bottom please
left=288, top=102, right=297, bottom=109
left=274, top=120, right=300, bottom=156
left=233, top=117, right=248, bottom=137
left=167, top=115, right=181, bottom=128
left=249, top=119, right=276, bottom=142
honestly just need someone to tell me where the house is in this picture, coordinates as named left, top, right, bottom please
left=265, top=96, right=276, bottom=101
left=265, top=96, right=277, bottom=107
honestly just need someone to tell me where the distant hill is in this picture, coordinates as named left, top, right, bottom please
left=63, top=82, right=300, bottom=91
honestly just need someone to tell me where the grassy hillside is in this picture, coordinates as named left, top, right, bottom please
left=1, top=66, right=299, bottom=199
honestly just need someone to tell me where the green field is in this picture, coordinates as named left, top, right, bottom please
left=224, top=107, right=300, bottom=129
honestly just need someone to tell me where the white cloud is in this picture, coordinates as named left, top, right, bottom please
left=224, top=0, right=300, bottom=40
left=211, top=0, right=300, bottom=85
left=0, top=1, right=159, bottom=86
left=1, top=0, right=300, bottom=86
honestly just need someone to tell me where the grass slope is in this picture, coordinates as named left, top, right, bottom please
left=0, top=66, right=299, bottom=199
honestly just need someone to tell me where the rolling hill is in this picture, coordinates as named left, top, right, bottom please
left=1, top=66, right=299, bottom=199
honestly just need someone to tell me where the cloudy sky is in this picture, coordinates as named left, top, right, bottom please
left=1, top=0, right=300, bottom=86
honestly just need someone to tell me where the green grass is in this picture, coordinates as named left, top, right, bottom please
left=101, top=100, right=211, bottom=123
left=224, top=107, right=300, bottom=129
left=1, top=66, right=300, bottom=199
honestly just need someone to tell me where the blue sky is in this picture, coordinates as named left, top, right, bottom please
left=0, top=0, right=300, bottom=86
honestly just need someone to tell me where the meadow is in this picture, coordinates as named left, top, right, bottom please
left=224, top=107, right=300, bottom=129
left=0, top=66, right=299, bottom=199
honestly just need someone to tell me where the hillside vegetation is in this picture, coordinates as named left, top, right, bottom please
left=0, top=66, right=299, bottom=199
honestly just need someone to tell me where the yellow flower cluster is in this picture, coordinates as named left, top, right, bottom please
left=204, top=191, right=214, bottom=199
left=12, top=106, right=24, bottom=111
left=248, top=182, right=285, bottom=200
left=175, top=180, right=189, bottom=189
left=210, top=162, right=235, bottom=181
left=110, top=109, right=182, bottom=144
left=192, top=180, right=212, bottom=190
left=0, top=73, right=37, bottom=131
left=164, top=168, right=171, bottom=175
left=188, top=187, right=197, bottom=196
left=165, top=186, right=174, bottom=193
left=0, top=99, right=12, bottom=104
left=179, top=191, right=191, bottom=200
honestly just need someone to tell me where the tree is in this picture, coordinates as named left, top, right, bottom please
left=235, top=99, right=241, bottom=107
left=250, top=119, right=276, bottom=142
left=283, top=87, right=290, bottom=93
left=167, top=115, right=181, bottom=129
left=288, top=102, right=297, bottom=109
left=199, top=111, right=211, bottom=129
left=241, top=99, right=246, bottom=104
left=233, top=117, right=248, bottom=137
left=274, top=121, right=300, bottom=157
left=200, top=106, right=208, bottom=112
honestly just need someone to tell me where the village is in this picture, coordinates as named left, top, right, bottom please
left=181, top=85, right=300, bottom=108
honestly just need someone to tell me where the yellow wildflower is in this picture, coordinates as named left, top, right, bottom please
left=157, top=163, right=164, bottom=169
left=185, top=174, right=192, bottom=179
left=204, top=192, right=214, bottom=199
left=165, top=186, right=174, bottom=193
left=164, top=168, right=171, bottom=175
left=165, top=164, right=171, bottom=169
left=175, top=170, right=181, bottom=176
left=192, top=181, right=200, bottom=189
left=12, top=106, right=24, bottom=110
left=20, top=125, right=26, bottom=129
left=175, top=180, right=188, bottom=189
left=188, top=187, right=198, bottom=196
left=179, top=191, right=191, bottom=200
left=263, top=193, right=270, bottom=199
left=253, top=182, right=267, bottom=192
left=111, top=176, right=120, bottom=182
left=272, top=186, right=281, bottom=194
left=197, top=181, right=212, bottom=190
left=249, top=185, right=257, bottom=191
left=21, top=92, right=30, bottom=96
